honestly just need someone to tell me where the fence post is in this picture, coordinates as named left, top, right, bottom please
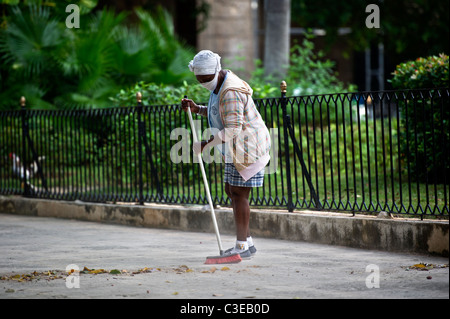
left=280, top=83, right=322, bottom=210
left=136, top=92, right=144, bottom=205
left=280, top=81, right=294, bottom=212
left=20, top=96, right=31, bottom=197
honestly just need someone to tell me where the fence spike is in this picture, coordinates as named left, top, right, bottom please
left=136, top=92, right=142, bottom=104
left=280, top=81, right=287, bottom=93
left=20, top=96, right=26, bottom=108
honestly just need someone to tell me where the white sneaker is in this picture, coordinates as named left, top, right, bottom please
left=224, top=246, right=251, bottom=259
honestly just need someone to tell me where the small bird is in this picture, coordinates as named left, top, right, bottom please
left=29, top=155, right=45, bottom=177
left=9, top=153, right=45, bottom=179
left=8, top=153, right=44, bottom=192
left=9, top=153, right=31, bottom=180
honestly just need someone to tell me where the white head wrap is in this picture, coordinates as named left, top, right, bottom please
left=188, top=50, right=221, bottom=75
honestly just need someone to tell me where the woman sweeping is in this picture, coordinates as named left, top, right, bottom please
left=181, top=50, right=271, bottom=258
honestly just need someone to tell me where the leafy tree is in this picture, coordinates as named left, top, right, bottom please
left=0, top=2, right=194, bottom=110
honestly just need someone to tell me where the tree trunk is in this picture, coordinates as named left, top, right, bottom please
left=264, top=0, right=291, bottom=80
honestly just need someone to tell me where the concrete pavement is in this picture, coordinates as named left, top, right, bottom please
left=0, top=213, right=448, bottom=300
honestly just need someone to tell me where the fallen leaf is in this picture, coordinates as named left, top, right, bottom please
left=89, top=269, right=106, bottom=274
left=174, top=265, right=193, bottom=273
left=409, top=263, right=434, bottom=271
left=221, top=267, right=230, bottom=271
left=109, top=269, right=121, bottom=275
left=81, top=267, right=91, bottom=274
left=201, top=266, right=217, bottom=273
left=172, top=292, right=179, bottom=295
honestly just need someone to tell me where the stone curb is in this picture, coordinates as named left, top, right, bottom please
left=0, top=195, right=448, bottom=256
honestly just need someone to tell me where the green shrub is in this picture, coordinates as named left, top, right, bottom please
left=250, top=35, right=357, bottom=126
left=390, top=54, right=449, bottom=183
left=250, top=36, right=357, bottom=99
left=390, top=54, right=449, bottom=89
left=286, top=38, right=357, bottom=96
left=110, top=81, right=210, bottom=107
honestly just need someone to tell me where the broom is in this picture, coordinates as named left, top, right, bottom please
left=184, top=96, right=241, bottom=264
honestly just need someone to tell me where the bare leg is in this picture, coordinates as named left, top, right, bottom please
left=229, top=185, right=251, bottom=242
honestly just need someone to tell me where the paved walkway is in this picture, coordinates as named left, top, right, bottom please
left=0, top=213, right=448, bottom=300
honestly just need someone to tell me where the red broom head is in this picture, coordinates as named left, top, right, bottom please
left=204, top=253, right=242, bottom=264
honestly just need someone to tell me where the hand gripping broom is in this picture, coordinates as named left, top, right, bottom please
left=184, top=96, right=241, bottom=264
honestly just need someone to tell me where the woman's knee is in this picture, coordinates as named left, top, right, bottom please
left=229, top=185, right=250, bottom=201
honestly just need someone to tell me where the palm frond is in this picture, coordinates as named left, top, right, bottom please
left=134, top=7, right=194, bottom=84
left=110, top=24, right=155, bottom=83
left=0, top=5, right=62, bottom=78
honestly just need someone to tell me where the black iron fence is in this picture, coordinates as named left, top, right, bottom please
left=1, top=85, right=449, bottom=218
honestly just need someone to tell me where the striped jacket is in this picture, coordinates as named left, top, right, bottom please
left=199, top=71, right=271, bottom=173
